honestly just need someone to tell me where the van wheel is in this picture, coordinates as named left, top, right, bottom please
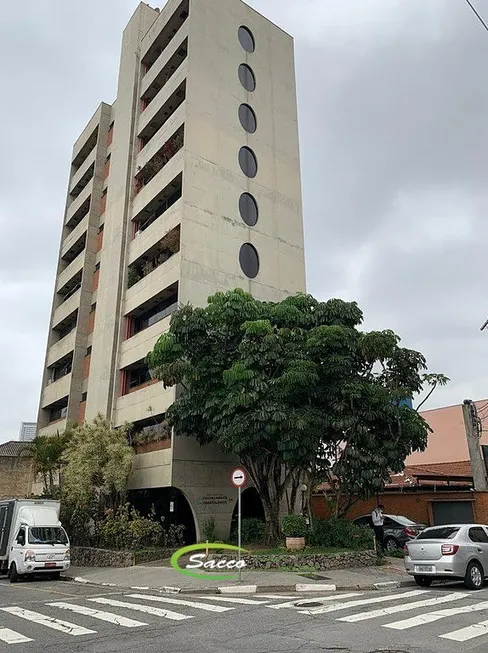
left=465, top=561, right=484, bottom=590
left=9, top=563, right=20, bottom=584
left=414, top=575, right=433, bottom=587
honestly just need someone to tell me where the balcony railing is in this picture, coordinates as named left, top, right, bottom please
left=127, top=226, right=180, bottom=289
left=134, top=127, right=184, bottom=196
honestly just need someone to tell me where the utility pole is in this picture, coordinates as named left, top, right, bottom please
left=462, top=400, right=488, bottom=490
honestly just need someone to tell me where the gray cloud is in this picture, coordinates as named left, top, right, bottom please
left=1, top=0, right=487, bottom=442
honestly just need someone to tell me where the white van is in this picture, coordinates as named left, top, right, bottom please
left=0, top=499, right=70, bottom=583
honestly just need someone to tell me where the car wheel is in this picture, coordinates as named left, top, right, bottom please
left=464, top=561, right=484, bottom=590
left=8, top=562, right=20, bottom=584
left=384, top=537, right=399, bottom=551
left=414, top=575, right=433, bottom=587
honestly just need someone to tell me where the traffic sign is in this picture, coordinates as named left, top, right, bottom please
left=231, top=468, right=246, bottom=488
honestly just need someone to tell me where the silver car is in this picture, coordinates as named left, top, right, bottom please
left=404, top=523, right=488, bottom=590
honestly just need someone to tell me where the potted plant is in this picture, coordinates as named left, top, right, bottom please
left=281, top=514, right=307, bottom=550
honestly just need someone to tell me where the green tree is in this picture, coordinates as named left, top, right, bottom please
left=62, top=415, right=134, bottom=524
left=147, top=289, right=439, bottom=543
left=20, top=429, right=72, bottom=497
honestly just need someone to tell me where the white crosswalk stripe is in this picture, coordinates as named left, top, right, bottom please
left=47, top=601, right=148, bottom=627
left=0, top=606, right=96, bottom=636
left=270, top=593, right=363, bottom=610
left=126, top=593, right=234, bottom=612
left=298, top=589, right=427, bottom=615
left=0, top=628, right=33, bottom=644
left=384, top=600, right=488, bottom=630
left=441, top=619, right=488, bottom=642
left=87, top=597, right=192, bottom=621
left=337, top=592, right=467, bottom=623
left=196, top=596, right=270, bottom=604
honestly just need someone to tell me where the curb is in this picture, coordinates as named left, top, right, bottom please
left=64, top=575, right=416, bottom=594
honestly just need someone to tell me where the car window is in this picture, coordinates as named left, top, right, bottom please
left=417, top=527, right=460, bottom=540
left=469, top=527, right=488, bottom=543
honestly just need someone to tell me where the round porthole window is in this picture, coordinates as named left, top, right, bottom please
left=239, top=104, right=257, bottom=133
left=239, top=193, right=258, bottom=226
left=239, top=243, right=259, bottom=278
left=238, top=26, right=255, bottom=53
left=239, top=146, right=257, bottom=178
left=238, top=64, right=256, bottom=92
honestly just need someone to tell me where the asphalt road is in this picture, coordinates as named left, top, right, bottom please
left=1, top=576, right=488, bottom=653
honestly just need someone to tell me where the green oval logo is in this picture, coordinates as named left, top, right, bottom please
left=170, top=543, right=248, bottom=580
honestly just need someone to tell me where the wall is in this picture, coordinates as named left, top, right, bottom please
left=0, top=458, right=35, bottom=499
left=409, top=399, right=488, bottom=465
left=311, top=491, right=488, bottom=526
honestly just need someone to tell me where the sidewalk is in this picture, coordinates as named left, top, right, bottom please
left=65, top=557, right=414, bottom=594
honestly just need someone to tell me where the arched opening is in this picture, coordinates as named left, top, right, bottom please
left=229, top=487, right=265, bottom=542
left=128, top=486, right=197, bottom=544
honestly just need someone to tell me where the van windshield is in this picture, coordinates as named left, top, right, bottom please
left=28, top=527, right=68, bottom=545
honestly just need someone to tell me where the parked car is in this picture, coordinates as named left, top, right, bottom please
left=404, top=523, right=488, bottom=590
left=353, top=514, right=426, bottom=551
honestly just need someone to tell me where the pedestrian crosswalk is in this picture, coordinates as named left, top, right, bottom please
left=3, top=588, right=488, bottom=645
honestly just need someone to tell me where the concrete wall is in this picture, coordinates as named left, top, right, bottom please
left=0, top=458, right=35, bottom=499
left=311, top=491, right=488, bottom=527
left=408, top=399, right=488, bottom=465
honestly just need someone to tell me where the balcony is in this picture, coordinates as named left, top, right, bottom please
left=134, top=125, right=184, bottom=199
left=120, top=284, right=178, bottom=369
left=38, top=420, right=68, bottom=437
left=127, top=225, right=180, bottom=289
left=116, top=369, right=175, bottom=429
left=137, top=99, right=185, bottom=174
left=70, top=147, right=96, bottom=197
left=65, top=182, right=92, bottom=229
left=124, top=251, right=179, bottom=317
left=128, top=414, right=172, bottom=454
left=57, top=251, right=85, bottom=293
left=141, top=0, right=189, bottom=73
left=138, top=76, right=186, bottom=151
left=47, top=329, right=76, bottom=367
left=131, top=173, right=182, bottom=252
left=72, top=125, right=98, bottom=170
left=140, top=36, right=187, bottom=119
left=52, top=288, right=81, bottom=328
left=61, top=215, right=88, bottom=261
left=42, top=373, right=71, bottom=409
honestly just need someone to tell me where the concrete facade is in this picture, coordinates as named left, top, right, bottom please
left=408, top=399, right=488, bottom=465
left=36, top=0, right=305, bottom=541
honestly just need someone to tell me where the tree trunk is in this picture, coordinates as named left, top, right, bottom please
left=288, top=469, right=300, bottom=515
left=243, top=455, right=292, bottom=545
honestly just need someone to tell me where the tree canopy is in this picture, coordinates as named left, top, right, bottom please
left=62, top=414, right=133, bottom=518
left=147, top=289, right=442, bottom=542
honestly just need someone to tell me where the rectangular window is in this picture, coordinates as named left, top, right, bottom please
left=90, top=303, right=96, bottom=313
left=81, top=392, right=87, bottom=402
left=86, top=346, right=92, bottom=356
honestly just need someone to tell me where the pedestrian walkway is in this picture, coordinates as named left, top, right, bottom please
left=2, top=586, right=488, bottom=646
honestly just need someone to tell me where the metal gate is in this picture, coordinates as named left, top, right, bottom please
left=431, top=501, right=474, bottom=525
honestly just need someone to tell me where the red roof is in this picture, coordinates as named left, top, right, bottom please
left=315, top=460, right=473, bottom=492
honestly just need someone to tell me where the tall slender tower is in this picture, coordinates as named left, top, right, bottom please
left=37, top=0, right=305, bottom=540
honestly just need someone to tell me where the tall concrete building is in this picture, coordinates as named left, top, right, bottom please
left=37, top=0, right=305, bottom=540
left=19, top=422, right=37, bottom=442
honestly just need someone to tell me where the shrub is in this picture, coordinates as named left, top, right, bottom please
left=202, top=517, right=217, bottom=542
left=281, top=514, right=307, bottom=538
left=241, top=518, right=266, bottom=544
left=98, top=504, right=163, bottom=550
left=308, top=518, right=373, bottom=550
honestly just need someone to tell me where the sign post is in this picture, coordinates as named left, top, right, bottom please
left=231, top=468, right=246, bottom=582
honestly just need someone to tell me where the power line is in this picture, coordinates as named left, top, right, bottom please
left=464, top=0, right=488, bottom=32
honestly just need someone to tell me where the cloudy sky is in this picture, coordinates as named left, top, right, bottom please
left=1, top=0, right=487, bottom=443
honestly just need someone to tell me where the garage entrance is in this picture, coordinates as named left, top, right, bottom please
left=431, top=501, right=474, bottom=525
